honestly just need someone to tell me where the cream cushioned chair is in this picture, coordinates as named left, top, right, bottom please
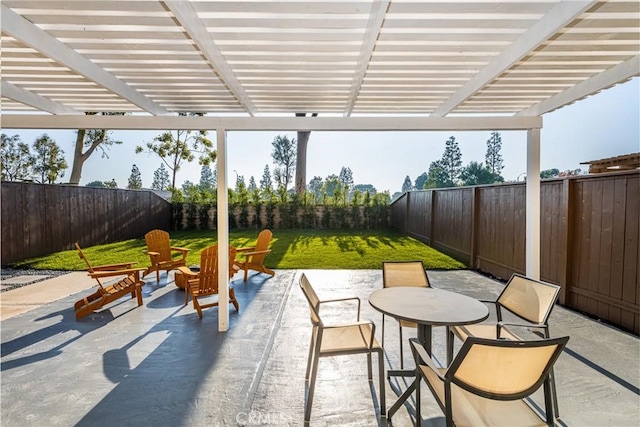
left=411, top=335, right=569, bottom=427
left=299, top=273, right=385, bottom=424
left=447, top=273, right=562, bottom=417
left=382, top=260, right=430, bottom=369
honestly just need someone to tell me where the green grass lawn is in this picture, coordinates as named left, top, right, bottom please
left=12, top=229, right=466, bottom=271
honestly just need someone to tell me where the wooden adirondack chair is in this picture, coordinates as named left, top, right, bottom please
left=182, top=244, right=240, bottom=319
left=234, top=229, right=275, bottom=282
left=143, top=229, right=190, bottom=283
left=74, top=243, right=144, bottom=319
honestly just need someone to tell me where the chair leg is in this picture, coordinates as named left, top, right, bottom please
left=305, top=344, right=321, bottom=423
left=399, top=325, right=404, bottom=369
left=156, top=269, right=160, bottom=283
left=135, top=284, right=143, bottom=306
left=305, top=329, right=316, bottom=381
left=415, top=372, right=421, bottom=427
left=377, top=349, right=386, bottom=418
left=193, top=297, right=203, bottom=319
left=367, top=353, right=373, bottom=380
left=549, top=367, right=560, bottom=417
left=381, top=314, right=385, bottom=348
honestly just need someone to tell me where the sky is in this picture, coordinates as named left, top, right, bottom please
left=5, top=77, right=639, bottom=195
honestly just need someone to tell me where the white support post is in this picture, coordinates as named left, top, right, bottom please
left=216, top=128, right=230, bottom=331
left=526, top=128, right=541, bottom=280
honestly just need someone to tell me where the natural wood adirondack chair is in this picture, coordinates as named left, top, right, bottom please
left=74, top=243, right=144, bottom=319
left=234, top=229, right=275, bottom=282
left=143, top=229, right=190, bottom=283
left=182, top=244, right=240, bottom=319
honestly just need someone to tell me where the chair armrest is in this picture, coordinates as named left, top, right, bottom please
left=238, top=249, right=271, bottom=258
left=409, top=339, right=446, bottom=380
left=91, top=262, right=138, bottom=271
left=319, top=296, right=361, bottom=320
left=235, top=246, right=256, bottom=253
left=497, top=321, right=548, bottom=339
left=89, top=268, right=146, bottom=279
left=170, top=247, right=190, bottom=258
left=176, top=266, right=198, bottom=277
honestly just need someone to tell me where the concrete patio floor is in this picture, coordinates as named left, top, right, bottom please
left=1, top=269, right=638, bottom=426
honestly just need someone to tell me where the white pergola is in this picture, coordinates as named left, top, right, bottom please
left=1, top=0, right=638, bottom=331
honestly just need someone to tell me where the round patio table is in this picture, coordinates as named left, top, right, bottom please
left=368, top=287, right=489, bottom=421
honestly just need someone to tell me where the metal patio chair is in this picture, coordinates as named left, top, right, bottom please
left=447, top=273, right=562, bottom=416
left=382, top=260, right=430, bottom=368
left=411, top=335, right=569, bottom=427
left=299, top=273, right=385, bottom=423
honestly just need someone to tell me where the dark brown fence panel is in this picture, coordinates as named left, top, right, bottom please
left=390, top=192, right=408, bottom=231
left=1, top=182, right=172, bottom=265
left=406, top=191, right=432, bottom=243
left=432, top=188, right=473, bottom=263
left=390, top=171, right=639, bottom=334
left=473, top=184, right=527, bottom=280
left=568, top=174, right=639, bottom=333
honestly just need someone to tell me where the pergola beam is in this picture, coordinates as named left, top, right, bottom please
left=164, top=0, right=257, bottom=116
left=0, top=115, right=542, bottom=131
left=430, top=0, right=598, bottom=117
left=1, top=82, right=83, bottom=115
left=344, top=0, right=390, bottom=117
left=517, top=55, right=640, bottom=116
left=0, top=5, right=169, bottom=116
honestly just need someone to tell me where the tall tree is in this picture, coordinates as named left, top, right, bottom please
left=294, top=112, right=318, bottom=195
left=1, top=134, right=33, bottom=181
left=127, top=164, right=143, bottom=189
left=440, top=136, right=463, bottom=185
left=199, top=164, right=216, bottom=191
left=31, top=134, right=67, bottom=184
left=540, top=168, right=560, bottom=179
left=271, top=134, right=296, bottom=191
left=69, top=112, right=125, bottom=185
left=414, top=172, right=428, bottom=190
left=338, top=166, right=354, bottom=188
left=260, top=164, right=273, bottom=193
left=323, top=174, right=340, bottom=197
left=136, top=112, right=215, bottom=188
left=425, top=160, right=452, bottom=188
left=308, top=176, right=324, bottom=201
left=248, top=176, right=258, bottom=192
left=485, top=131, right=504, bottom=176
left=401, top=175, right=413, bottom=192
left=151, top=163, right=170, bottom=190
left=460, top=161, right=503, bottom=186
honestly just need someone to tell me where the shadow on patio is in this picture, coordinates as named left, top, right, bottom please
left=1, top=270, right=638, bottom=426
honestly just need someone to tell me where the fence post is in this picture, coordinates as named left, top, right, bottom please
left=558, top=177, right=573, bottom=305
left=429, top=190, right=437, bottom=246
left=469, top=187, right=480, bottom=268
left=403, top=191, right=411, bottom=233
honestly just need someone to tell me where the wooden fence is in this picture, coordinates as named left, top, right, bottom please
left=1, top=182, right=172, bottom=265
left=390, top=171, right=639, bottom=334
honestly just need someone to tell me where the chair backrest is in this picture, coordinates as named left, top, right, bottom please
left=253, top=229, right=273, bottom=264
left=195, top=244, right=237, bottom=294
left=299, top=273, right=322, bottom=326
left=382, top=260, right=430, bottom=288
left=497, top=274, right=560, bottom=324
left=145, top=229, right=172, bottom=262
left=448, top=336, right=569, bottom=400
left=74, top=242, right=105, bottom=289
